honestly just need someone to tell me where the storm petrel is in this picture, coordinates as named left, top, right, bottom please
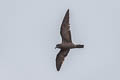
left=55, top=9, right=84, bottom=71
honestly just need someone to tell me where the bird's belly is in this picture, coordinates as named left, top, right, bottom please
left=60, top=43, right=75, bottom=49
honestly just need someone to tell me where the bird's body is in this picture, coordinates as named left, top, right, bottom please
left=56, top=43, right=84, bottom=49
left=55, top=9, right=84, bottom=71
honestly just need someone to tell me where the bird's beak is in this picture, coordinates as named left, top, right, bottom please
left=55, top=47, right=57, bottom=49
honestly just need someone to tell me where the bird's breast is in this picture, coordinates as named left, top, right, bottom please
left=60, top=43, right=75, bottom=49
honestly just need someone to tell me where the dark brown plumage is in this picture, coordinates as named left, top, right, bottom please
left=56, top=9, right=84, bottom=71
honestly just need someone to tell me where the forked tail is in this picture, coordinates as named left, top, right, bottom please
left=76, top=45, right=84, bottom=48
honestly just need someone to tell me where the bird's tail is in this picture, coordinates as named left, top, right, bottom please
left=76, top=44, right=84, bottom=48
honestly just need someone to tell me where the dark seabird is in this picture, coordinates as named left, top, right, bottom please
left=55, top=9, right=84, bottom=71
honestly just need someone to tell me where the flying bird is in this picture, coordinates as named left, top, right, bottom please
left=55, top=9, right=84, bottom=71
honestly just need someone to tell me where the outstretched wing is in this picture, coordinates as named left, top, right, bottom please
left=60, top=9, right=72, bottom=43
left=56, top=49, right=70, bottom=71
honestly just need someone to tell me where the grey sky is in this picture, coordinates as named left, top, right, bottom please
left=0, top=0, right=120, bottom=80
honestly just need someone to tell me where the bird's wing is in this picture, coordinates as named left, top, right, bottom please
left=56, top=49, right=70, bottom=71
left=60, top=9, right=72, bottom=43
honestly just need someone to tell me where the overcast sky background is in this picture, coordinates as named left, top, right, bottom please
left=0, top=0, right=120, bottom=80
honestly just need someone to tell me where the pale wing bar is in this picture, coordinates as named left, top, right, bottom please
left=60, top=9, right=72, bottom=43
left=56, top=49, right=70, bottom=71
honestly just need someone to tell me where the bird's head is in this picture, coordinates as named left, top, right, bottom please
left=55, top=44, right=61, bottom=49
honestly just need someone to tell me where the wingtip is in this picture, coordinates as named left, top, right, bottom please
left=56, top=61, right=62, bottom=71
left=64, top=9, right=69, bottom=17
left=57, top=68, right=60, bottom=71
left=67, top=9, right=69, bottom=13
left=56, top=64, right=61, bottom=71
left=67, top=9, right=69, bottom=11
